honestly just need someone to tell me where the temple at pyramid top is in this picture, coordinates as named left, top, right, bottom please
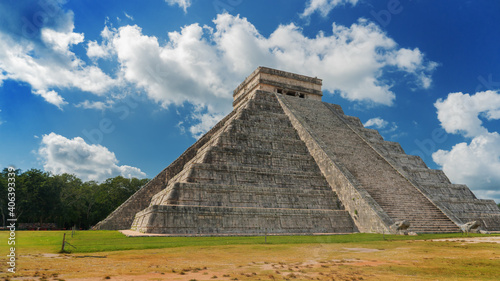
left=233, top=66, right=323, bottom=108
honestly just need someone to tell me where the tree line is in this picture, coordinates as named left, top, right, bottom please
left=0, top=168, right=149, bottom=230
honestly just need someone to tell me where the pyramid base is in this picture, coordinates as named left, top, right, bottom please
left=131, top=205, right=357, bottom=235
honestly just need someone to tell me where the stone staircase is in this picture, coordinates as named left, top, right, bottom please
left=328, top=104, right=500, bottom=231
left=280, top=94, right=460, bottom=233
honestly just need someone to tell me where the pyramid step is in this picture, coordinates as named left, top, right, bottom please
left=132, top=205, right=357, bottom=235
left=356, top=127, right=385, bottom=143
left=387, top=154, right=428, bottom=170
left=420, top=182, right=475, bottom=193
left=186, top=163, right=331, bottom=189
left=204, top=147, right=320, bottom=171
left=369, top=141, right=406, bottom=155
left=405, top=168, right=451, bottom=185
left=342, top=115, right=364, bottom=128
left=152, top=182, right=343, bottom=210
left=226, top=120, right=298, bottom=137
left=238, top=110, right=290, bottom=122
left=235, top=116, right=293, bottom=128
left=218, top=130, right=307, bottom=145
left=245, top=99, right=284, bottom=112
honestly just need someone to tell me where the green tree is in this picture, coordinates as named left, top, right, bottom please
left=92, top=176, right=148, bottom=227
left=0, top=167, right=148, bottom=229
left=52, top=173, right=84, bottom=228
left=0, top=168, right=22, bottom=227
left=16, top=169, right=59, bottom=224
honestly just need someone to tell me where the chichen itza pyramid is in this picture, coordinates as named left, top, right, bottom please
left=94, top=67, right=500, bottom=234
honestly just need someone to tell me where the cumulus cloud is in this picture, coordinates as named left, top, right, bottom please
left=86, top=26, right=115, bottom=60
left=38, top=132, right=146, bottom=182
left=301, top=0, right=359, bottom=17
left=165, top=0, right=191, bottom=13
left=364, top=117, right=388, bottom=129
left=433, top=90, right=500, bottom=201
left=41, top=27, right=84, bottom=55
left=0, top=1, right=116, bottom=108
left=88, top=14, right=435, bottom=123
left=109, top=22, right=233, bottom=114
left=33, top=89, right=68, bottom=109
left=435, top=90, right=500, bottom=138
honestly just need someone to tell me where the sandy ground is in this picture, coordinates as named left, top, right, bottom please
left=4, top=236, right=500, bottom=281
left=430, top=236, right=500, bottom=244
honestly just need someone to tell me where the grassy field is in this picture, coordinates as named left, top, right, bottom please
left=0, top=231, right=499, bottom=280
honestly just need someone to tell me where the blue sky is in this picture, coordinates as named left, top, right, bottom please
left=0, top=0, right=499, bottom=202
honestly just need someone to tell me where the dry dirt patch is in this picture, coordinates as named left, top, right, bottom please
left=430, top=236, right=500, bottom=244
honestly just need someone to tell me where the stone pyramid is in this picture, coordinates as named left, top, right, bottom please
left=94, top=67, right=500, bottom=234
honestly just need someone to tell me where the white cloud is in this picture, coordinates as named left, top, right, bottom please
left=165, top=0, right=191, bottom=13
left=435, top=90, right=500, bottom=138
left=38, top=132, right=146, bottom=182
left=189, top=111, right=225, bottom=139
left=124, top=12, right=134, bottom=21
left=0, top=7, right=117, bottom=109
left=433, top=132, right=500, bottom=201
left=88, top=14, right=435, bottom=135
left=389, top=48, right=438, bottom=88
left=0, top=71, right=5, bottom=86
left=33, top=89, right=68, bottom=109
left=364, top=117, right=388, bottom=129
left=364, top=117, right=402, bottom=139
left=301, top=0, right=359, bottom=17
left=87, top=40, right=109, bottom=59
left=433, top=90, right=500, bottom=202
left=87, top=26, right=114, bottom=60
left=74, top=99, right=114, bottom=110
left=212, top=15, right=435, bottom=106
left=0, top=5, right=435, bottom=138
left=41, top=28, right=84, bottom=55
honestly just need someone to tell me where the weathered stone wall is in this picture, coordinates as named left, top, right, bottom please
left=132, top=205, right=355, bottom=234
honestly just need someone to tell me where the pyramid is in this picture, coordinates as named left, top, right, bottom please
left=94, top=67, right=500, bottom=234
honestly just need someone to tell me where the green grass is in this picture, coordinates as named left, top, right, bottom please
left=1, top=230, right=497, bottom=254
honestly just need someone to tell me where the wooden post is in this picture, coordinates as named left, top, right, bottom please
left=61, top=233, right=66, bottom=252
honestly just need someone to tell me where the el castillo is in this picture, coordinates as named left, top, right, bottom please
left=94, top=67, right=500, bottom=235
